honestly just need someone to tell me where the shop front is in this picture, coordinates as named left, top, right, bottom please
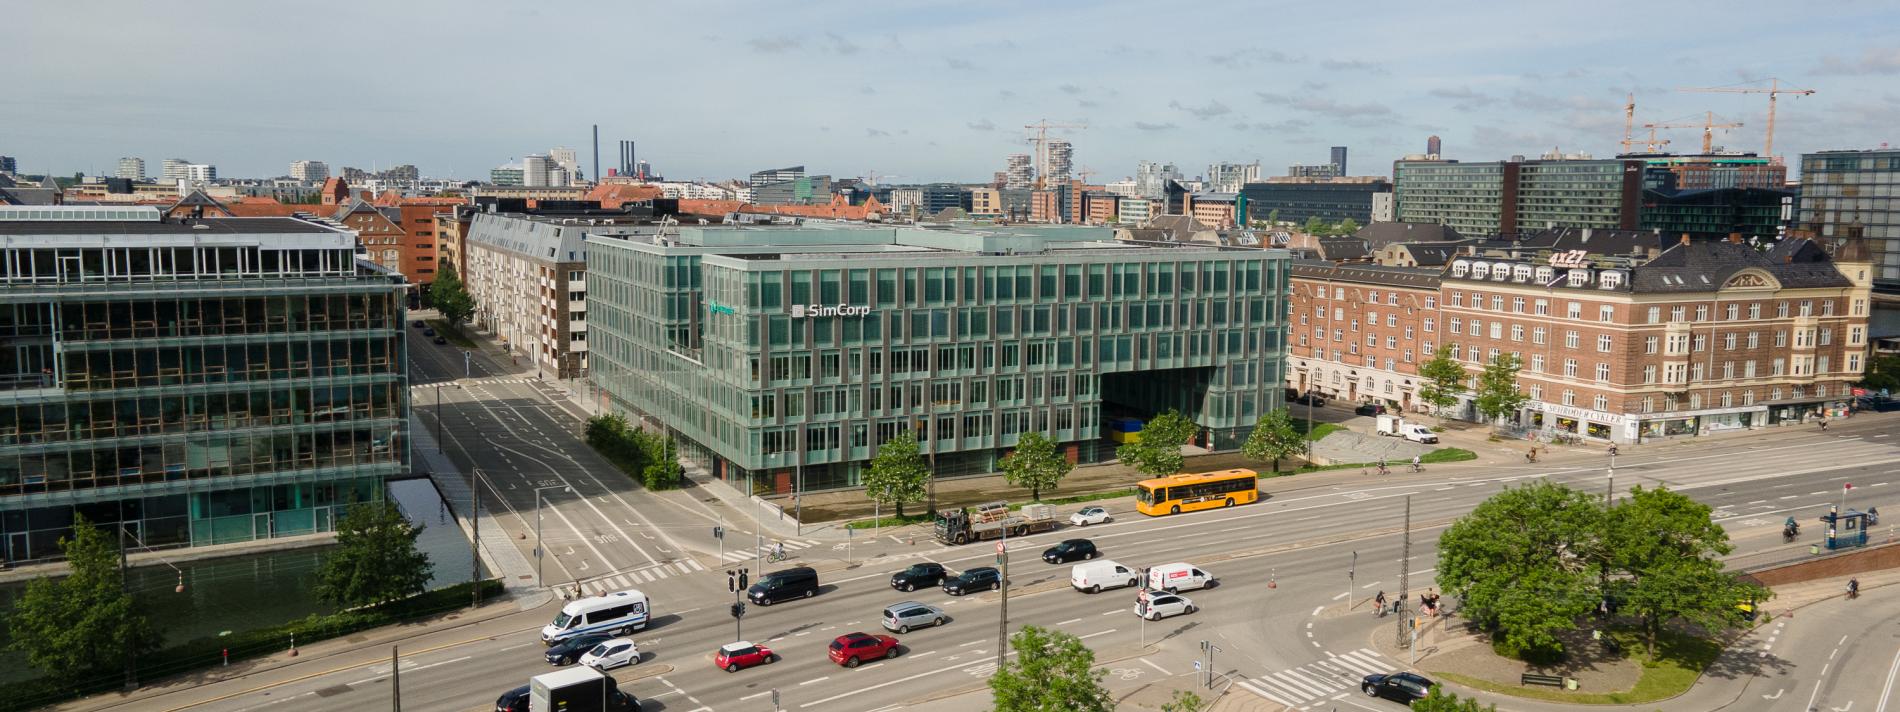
left=1528, top=402, right=1631, bottom=443
left=1634, top=404, right=1768, bottom=441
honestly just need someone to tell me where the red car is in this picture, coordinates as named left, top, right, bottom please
left=715, top=641, right=775, bottom=673
left=828, top=632, right=900, bottom=668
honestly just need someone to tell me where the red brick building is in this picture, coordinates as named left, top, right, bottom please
left=1287, top=262, right=1443, bottom=409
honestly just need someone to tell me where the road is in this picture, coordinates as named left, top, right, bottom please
left=81, top=386, right=1900, bottom=712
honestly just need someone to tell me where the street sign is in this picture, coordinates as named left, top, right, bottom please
left=996, top=541, right=1006, bottom=554
left=1193, top=660, right=1202, bottom=671
left=714, top=526, right=724, bottom=539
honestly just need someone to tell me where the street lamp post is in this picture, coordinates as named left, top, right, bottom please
left=433, top=383, right=443, bottom=453
left=534, top=485, right=570, bottom=589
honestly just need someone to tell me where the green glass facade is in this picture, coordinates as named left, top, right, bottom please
left=0, top=211, right=409, bottom=564
left=585, top=225, right=1290, bottom=494
left=1393, top=161, right=1508, bottom=235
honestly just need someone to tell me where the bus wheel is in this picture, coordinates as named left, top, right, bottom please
left=1224, top=498, right=1235, bottom=508
left=1170, top=505, right=1181, bottom=515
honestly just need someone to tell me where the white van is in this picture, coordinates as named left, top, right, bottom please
left=1146, top=562, right=1214, bottom=593
left=541, top=590, right=651, bottom=644
left=1071, top=560, right=1140, bottom=593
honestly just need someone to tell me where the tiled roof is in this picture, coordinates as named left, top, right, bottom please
left=1315, top=237, right=1369, bottom=261
left=1629, top=239, right=1852, bottom=293
left=1354, top=222, right=1463, bottom=247
left=1517, top=227, right=1669, bottom=256
left=1291, top=259, right=1442, bottom=288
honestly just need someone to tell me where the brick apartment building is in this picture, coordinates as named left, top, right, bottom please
left=1288, top=234, right=1875, bottom=443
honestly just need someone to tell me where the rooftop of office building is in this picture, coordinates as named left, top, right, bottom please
left=586, top=220, right=1272, bottom=264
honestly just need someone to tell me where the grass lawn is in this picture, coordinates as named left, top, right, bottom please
left=1433, top=629, right=1721, bottom=705
left=1295, top=419, right=1343, bottom=441
left=1421, top=447, right=1478, bottom=463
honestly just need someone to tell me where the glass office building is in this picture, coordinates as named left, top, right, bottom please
left=586, top=223, right=1289, bottom=494
left=1799, top=149, right=1900, bottom=285
left=0, top=207, right=410, bottom=564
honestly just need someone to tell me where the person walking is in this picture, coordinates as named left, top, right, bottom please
left=1373, top=591, right=1387, bottom=617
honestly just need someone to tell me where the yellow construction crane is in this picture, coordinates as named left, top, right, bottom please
left=1025, top=119, right=1086, bottom=189
left=1644, top=112, right=1742, bottom=154
left=1679, top=78, right=1815, bottom=160
left=1619, top=92, right=1638, bottom=154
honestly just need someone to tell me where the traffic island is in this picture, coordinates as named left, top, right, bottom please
left=1371, top=611, right=1725, bottom=705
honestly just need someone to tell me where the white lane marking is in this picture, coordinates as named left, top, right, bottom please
left=1058, top=618, right=1083, bottom=625
left=857, top=662, right=885, bottom=671
left=740, top=691, right=771, bottom=701
left=912, top=650, right=938, bottom=658
left=799, top=676, right=829, bottom=685
left=1079, top=629, right=1117, bottom=640
left=1874, top=643, right=1900, bottom=712
left=959, top=640, right=982, bottom=647
left=1332, top=592, right=1349, bottom=601
left=1141, top=657, right=1173, bottom=676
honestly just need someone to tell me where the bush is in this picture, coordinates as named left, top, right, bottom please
left=585, top=415, right=680, bottom=490
left=1490, top=630, right=1566, bottom=665
left=1421, top=447, right=1478, bottom=463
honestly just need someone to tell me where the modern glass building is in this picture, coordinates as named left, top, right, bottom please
left=1238, top=179, right=1391, bottom=225
left=1394, top=158, right=1642, bottom=236
left=585, top=223, right=1289, bottom=494
left=1798, top=149, right=1900, bottom=285
left=0, top=207, right=409, bottom=564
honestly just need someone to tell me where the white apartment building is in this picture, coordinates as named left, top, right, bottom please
left=463, top=212, right=590, bottom=379
left=290, top=160, right=330, bottom=182
left=161, top=158, right=191, bottom=182
left=116, top=157, right=145, bottom=180
left=185, top=164, right=217, bottom=184
left=523, top=154, right=554, bottom=187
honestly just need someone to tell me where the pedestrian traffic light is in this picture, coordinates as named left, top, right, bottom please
left=739, top=568, right=749, bottom=589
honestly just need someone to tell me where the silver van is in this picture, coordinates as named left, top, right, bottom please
left=881, top=601, right=946, bottom=634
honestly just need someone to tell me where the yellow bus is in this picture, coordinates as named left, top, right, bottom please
left=1135, top=469, right=1260, bottom=516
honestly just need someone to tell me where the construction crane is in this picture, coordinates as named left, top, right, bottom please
left=1679, top=78, right=1815, bottom=161
left=1644, top=112, right=1742, bottom=155
left=1024, top=119, right=1086, bottom=189
left=1619, top=92, right=1638, bottom=154
left=1076, top=166, right=1098, bottom=184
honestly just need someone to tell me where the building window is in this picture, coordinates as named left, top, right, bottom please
left=1564, top=358, right=1578, bottom=377
left=1468, top=345, right=1480, bottom=361
left=1594, top=395, right=1609, bottom=412
left=1424, top=296, right=1437, bottom=309
left=1404, top=326, right=1415, bottom=339
left=1511, top=324, right=1524, bottom=341
left=1772, top=358, right=1785, bottom=376
left=1722, top=361, right=1734, bottom=380
left=1534, top=299, right=1549, bottom=316
left=1777, top=301, right=1790, bottom=318
left=1671, top=306, right=1686, bottom=321
left=1692, top=363, right=1704, bottom=381
left=1723, top=333, right=1737, bottom=350
left=1642, top=396, right=1654, bottom=413
left=1530, top=384, right=1544, bottom=401
left=1423, top=317, right=1435, bottom=333
left=1489, top=322, right=1502, bottom=339
left=1596, top=363, right=1610, bottom=382
left=1749, top=302, right=1761, bottom=319
left=1449, top=317, right=1462, bottom=333
left=1597, top=334, right=1612, bottom=352
left=1775, top=330, right=1787, bottom=347
left=1726, top=303, right=1739, bottom=320
left=1721, top=391, right=1733, bottom=408
left=1532, top=327, right=1547, bottom=345
left=1819, top=328, right=1832, bottom=346
left=1692, top=334, right=1706, bottom=352
left=1563, top=389, right=1577, bottom=406
left=1643, top=365, right=1657, bottom=383
left=1743, top=390, right=1755, bottom=405
left=1745, top=360, right=1757, bottom=378
left=1387, top=314, right=1397, bottom=327
left=1848, top=353, right=1863, bottom=372
left=1567, top=301, right=1582, bottom=319
left=1747, top=332, right=1759, bottom=349
left=1695, top=305, right=1709, bottom=321
left=1491, top=295, right=1504, bottom=311
left=1599, top=305, right=1613, bottom=322
left=1565, top=330, right=1580, bottom=349
left=1799, top=300, right=1813, bottom=317
left=1450, top=291, right=1463, bottom=306
left=1850, top=326, right=1865, bottom=345
left=1531, top=354, right=1545, bottom=373
left=1644, top=336, right=1658, bottom=354
left=1513, top=297, right=1525, bottom=313
left=1404, top=349, right=1414, bottom=362
left=1646, top=306, right=1661, bottom=323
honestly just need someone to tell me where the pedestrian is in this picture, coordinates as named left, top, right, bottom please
left=1849, top=578, right=1860, bottom=599
left=1374, top=591, right=1387, bottom=617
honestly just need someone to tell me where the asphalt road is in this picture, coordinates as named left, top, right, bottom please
left=82, top=395, right=1900, bottom=712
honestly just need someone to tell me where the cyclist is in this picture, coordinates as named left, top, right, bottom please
left=1377, top=458, right=1390, bottom=476
left=1410, top=454, right=1422, bottom=473
left=774, top=541, right=786, bottom=560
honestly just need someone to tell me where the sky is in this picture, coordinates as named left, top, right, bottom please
left=6, top=0, right=1899, bottom=184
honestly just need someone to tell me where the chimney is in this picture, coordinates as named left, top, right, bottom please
left=1727, top=232, right=1742, bottom=244
left=1679, top=233, right=1692, bottom=246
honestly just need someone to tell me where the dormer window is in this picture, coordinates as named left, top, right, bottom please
left=1598, top=270, right=1624, bottom=289
left=1450, top=260, right=1470, bottom=278
left=1566, top=269, right=1591, bottom=287
left=1512, top=265, right=1533, bottom=282
left=1535, top=266, right=1555, bottom=284
left=1469, top=262, right=1490, bottom=280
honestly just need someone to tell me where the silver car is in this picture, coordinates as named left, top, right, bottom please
left=881, top=601, right=946, bottom=634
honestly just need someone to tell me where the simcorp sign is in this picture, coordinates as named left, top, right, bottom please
left=791, top=304, right=871, bottom=318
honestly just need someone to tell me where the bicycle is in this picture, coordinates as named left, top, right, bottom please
left=1410, top=462, right=1423, bottom=473
left=767, top=548, right=788, bottom=563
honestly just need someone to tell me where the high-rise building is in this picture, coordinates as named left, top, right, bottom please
left=161, top=158, right=191, bottom=182
left=1241, top=177, right=1392, bottom=225
left=1798, top=148, right=1900, bottom=284
left=1635, top=154, right=1786, bottom=191
left=1330, top=147, right=1349, bottom=176
left=0, top=156, right=15, bottom=174
left=1043, top=140, right=1073, bottom=184
left=1287, top=163, right=1341, bottom=179
left=1206, top=162, right=1261, bottom=193
left=1392, top=158, right=1642, bottom=236
left=750, top=166, right=806, bottom=187
left=185, top=164, right=217, bottom=184
left=1005, top=154, right=1035, bottom=190
left=289, top=160, right=329, bottom=182
left=550, top=147, right=580, bottom=182
left=0, top=205, right=410, bottom=564
left=1426, top=136, right=1442, bottom=158
left=523, top=154, right=554, bottom=187
left=490, top=164, right=524, bottom=186
left=116, top=157, right=146, bottom=180
left=1135, top=161, right=1181, bottom=200
left=920, top=183, right=972, bottom=215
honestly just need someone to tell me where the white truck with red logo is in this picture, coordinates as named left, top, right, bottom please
left=1145, top=562, right=1214, bottom=593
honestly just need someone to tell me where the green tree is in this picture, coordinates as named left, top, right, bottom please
left=1474, top=353, right=1529, bottom=425
left=1241, top=409, right=1304, bottom=473
left=1115, top=409, right=1197, bottom=478
left=316, top=500, right=434, bottom=609
left=1161, top=690, right=1205, bottom=712
left=1000, top=432, right=1072, bottom=501
left=1336, top=217, right=1360, bottom=235
left=1437, top=481, right=1603, bottom=660
left=1860, top=354, right=1900, bottom=394
left=864, top=430, right=930, bottom=518
left=428, top=263, right=476, bottom=332
left=6, top=514, right=160, bottom=675
left=1411, top=686, right=1497, bottom=712
left=989, top=625, right=1114, bottom=712
left=1604, top=486, right=1764, bottom=655
left=1417, top=345, right=1468, bottom=417
left=1302, top=215, right=1327, bottom=236
left=1266, top=208, right=1280, bottom=226
left=641, top=437, right=683, bottom=490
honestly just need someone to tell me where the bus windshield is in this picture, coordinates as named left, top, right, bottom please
left=1136, top=486, right=1153, bottom=505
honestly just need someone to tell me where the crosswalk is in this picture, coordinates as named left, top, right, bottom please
left=409, top=377, right=544, bottom=391
left=716, top=538, right=828, bottom=565
left=577, top=558, right=708, bottom=595
left=1234, top=648, right=1391, bottom=708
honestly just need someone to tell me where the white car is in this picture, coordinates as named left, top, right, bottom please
left=579, top=637, right=641, bottom=670
left=1134, top=593, right=1197, bottom=621
left=1070, top=506, right=1111, bottom=526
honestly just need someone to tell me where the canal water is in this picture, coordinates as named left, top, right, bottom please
left=0, top=477, right=482, bottom=685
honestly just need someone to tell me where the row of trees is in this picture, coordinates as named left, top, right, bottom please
left=9, top=503, right=433, bottom=677
left=1439, top=481, right=1761, bottom=659
left=584, top=414, right=683, bottom=490
left=1302, top=216, right=1362, bottom=237
left=1418, top=345, right=1529, bottom=425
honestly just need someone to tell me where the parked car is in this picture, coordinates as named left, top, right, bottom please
left=715, top=641, right=775, bottom=672
left=827, top=632, right=900, bottom=667
left=1069, top=506, right=1111, bottom=526
left=1355, top=403, right=1384, bottom=416
left=881, top=601, right=946, bottom=634
left=943, top=566, right=1002, bottom=595
left=889, top=562, right=947, bottom=592
left=1361, top=672, right=1434, bottom=704
left=578, top=637, right=641, bottom=671
left=542, top=633, right=615, bottom=666
left=433, top=335, right=448, bottom=345
left=1290, top=392, right=1326, bottom=407
left=1133, top=592, right=1197, bottom=621
left=1042, top=538, right=1098, bottom=564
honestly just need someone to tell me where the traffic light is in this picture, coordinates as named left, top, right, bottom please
left=730, top=602, right=746, bottom=619
left=728, top=568, right=750, bottom=592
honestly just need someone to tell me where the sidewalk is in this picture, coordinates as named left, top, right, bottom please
left=412, top=415, right=550, bottom=609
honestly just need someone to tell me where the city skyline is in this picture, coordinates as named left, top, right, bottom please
left=6, top=1, right=1899, bottom=182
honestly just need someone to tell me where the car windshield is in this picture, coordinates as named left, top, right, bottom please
left=552, top=612, right=574, bottom=628
left=588, top=643, right=610, bottom=656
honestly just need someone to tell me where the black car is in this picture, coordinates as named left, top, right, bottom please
left=1355, top=403, right=1385, bottom=416
left=496, top=684, right=638, bottom=712
left=423, top=327, right=437, bottom=337
left=433, top=335, right=448, bottom=345
left=543, top=632, right=615, bottom=665
left=944, top=567, right=1002, bottom=595
left=890, top=562, right=947, bottom=592
left=1361, top=672, right=1433, bottom=704
left=1290, top=393, right=1326, bottom=407
left=1042, top=539, right=1098, bottom=564
left=412, top=320, right=426, bottom=328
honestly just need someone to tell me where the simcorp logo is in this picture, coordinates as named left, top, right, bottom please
left=796, top=304, right=871, bottom=318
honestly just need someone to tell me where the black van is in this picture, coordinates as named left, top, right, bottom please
left=748, top=566, right=819, bottom=605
